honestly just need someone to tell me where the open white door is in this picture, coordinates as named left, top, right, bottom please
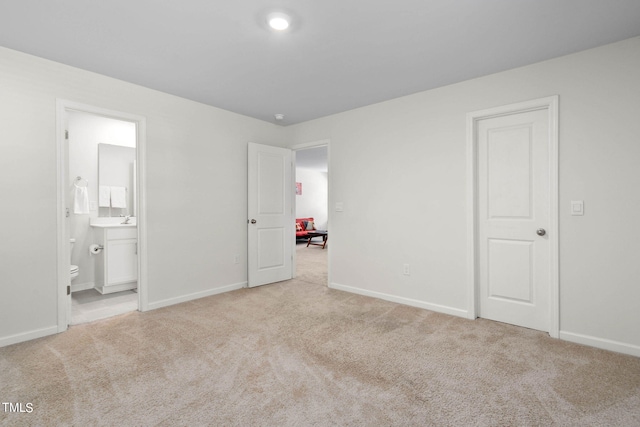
left=248, top=143, right=293, bottom=287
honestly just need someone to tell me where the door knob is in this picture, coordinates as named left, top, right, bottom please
left=536, top=228, right=546, bottom=236
left=250, top=219, right=257, bottom=224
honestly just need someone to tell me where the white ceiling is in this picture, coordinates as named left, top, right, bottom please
left=1, top=1, right=639, bottom=125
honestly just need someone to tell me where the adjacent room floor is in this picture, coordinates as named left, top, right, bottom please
left=295, top=239, right=328, bottom=284
left=71, top=289, right=138, bottom=325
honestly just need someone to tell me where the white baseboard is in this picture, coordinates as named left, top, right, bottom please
left=146, top=282, right=247, bottom=311
left=559, top=331, right=640, bottom=358
left=0, top=325, right=59, bottom=348
left=328, top=283, right=640, bottom=357
left=329, top=282, right=469, bottom=318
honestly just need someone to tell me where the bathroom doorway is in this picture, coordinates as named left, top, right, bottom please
left=56, top=100, right=147, bottom=330
left=293, top=141, right=329, bottom=286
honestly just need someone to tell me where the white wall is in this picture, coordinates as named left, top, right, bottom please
left=2, top=37, right=639, bottom=357
left=295, top=168, right=328, bottom=230
left=68, top=111, right=136, bottom=289
left=0, top=46, right=284, bottom=346
left=286, top=37, right=640, bottom=356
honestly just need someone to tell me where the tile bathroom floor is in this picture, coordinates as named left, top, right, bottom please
left=71, top=289, right=138, bottom=325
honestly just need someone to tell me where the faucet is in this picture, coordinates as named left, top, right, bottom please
left=121, top=215, right=131, bottom=224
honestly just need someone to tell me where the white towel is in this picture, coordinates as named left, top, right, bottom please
left=73, top=185, right=90, bottom=214
left=110, top=186, right=127, bottom=208
left=98, top=186, right=111, bottom=207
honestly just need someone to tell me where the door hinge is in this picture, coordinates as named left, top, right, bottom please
left=65, top=130, right=69, bottom=140
left=67, top=285, right=71, bottom=295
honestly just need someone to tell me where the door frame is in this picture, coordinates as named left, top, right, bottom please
left=466, top=96, right=559, bottom=337
left=56, top=99, right=148, bottom=332
left=291, top=139, right=330, bottom=284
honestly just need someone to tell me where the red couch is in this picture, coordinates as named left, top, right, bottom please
left=296, top=217, right=316, bottom=238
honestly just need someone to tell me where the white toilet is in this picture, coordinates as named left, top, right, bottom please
left=70, top=238, right=79, bottom=282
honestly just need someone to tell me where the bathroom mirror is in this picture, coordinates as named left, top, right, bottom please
left=98, top=143, right=136, bottom=217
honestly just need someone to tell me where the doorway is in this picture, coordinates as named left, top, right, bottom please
left=246, top=140, right=330, bottom=289
left=467, top=97, right=559, bottom=337
left=293, top=142, right=329, bottom=285
left=56, top=100, right=147, bottom=331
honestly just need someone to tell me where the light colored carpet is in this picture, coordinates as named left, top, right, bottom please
left=1, top=245, right=639, bottom=426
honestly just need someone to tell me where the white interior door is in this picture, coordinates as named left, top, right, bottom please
left=478, top=108, right=550, bottom=331
left=248, top=142, right=293, bottom=287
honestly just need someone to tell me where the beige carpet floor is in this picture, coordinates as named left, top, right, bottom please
left=2, top=244, right=640, bottom=426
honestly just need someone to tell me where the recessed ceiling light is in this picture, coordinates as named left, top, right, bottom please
left=267, top=12, right=290, bottom=31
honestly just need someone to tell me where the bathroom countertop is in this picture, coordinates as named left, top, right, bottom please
left=90, top=217, right=137, bottom=228
left=89, top=223, right=137, bottom=228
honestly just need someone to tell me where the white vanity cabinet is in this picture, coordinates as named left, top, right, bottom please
left=92, top=225, right=138, bottom=294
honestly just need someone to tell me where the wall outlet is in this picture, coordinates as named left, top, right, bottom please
left=403, top=264, right=410, bottom=276
left=234, top=255, right=240, bottom=264
left=571, top=200, right=584, bottom=216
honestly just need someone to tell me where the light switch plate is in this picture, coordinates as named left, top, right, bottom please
left=90, top=201, right=97, bottom=211
left=335, top=202, right=344, bottom=212
left=571, top=200, right=584, bottom=216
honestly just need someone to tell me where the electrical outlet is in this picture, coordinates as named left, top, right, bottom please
left=571, top=200, right=584, bottom=216
left=403, top=264, right=410, bottom=276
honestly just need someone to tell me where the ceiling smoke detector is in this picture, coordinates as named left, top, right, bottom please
left=274, top=114, right=285, bottom=121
